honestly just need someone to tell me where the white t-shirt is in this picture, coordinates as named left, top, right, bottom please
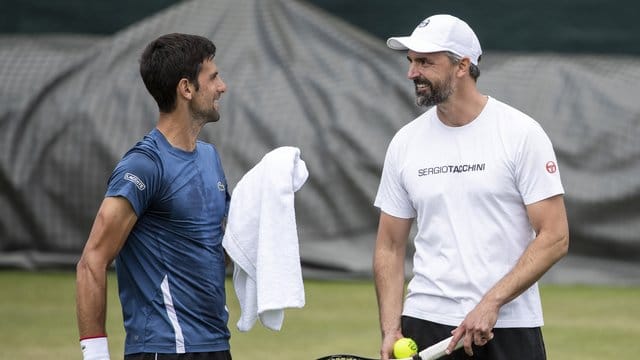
left=374, top=97, right=564, bottom=328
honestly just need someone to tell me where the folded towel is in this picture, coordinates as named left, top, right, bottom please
left=222, top=146, right=308, bottom=331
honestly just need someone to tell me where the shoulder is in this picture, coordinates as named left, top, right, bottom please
left=117, top=132, right=164, bottom=175
left=489, top=97, right=538, bottom=125
left=196, top=140, right=222, bottom=160
left=196, top=140, right=217, bottom=152
left=487, top=97, right=546, bottom=137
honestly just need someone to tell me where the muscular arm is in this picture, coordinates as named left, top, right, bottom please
left=449, top=194, right=569, bottom=355
left=373, top=212, right=413, bottom=360
left=76, top=196, right=138, bottom=338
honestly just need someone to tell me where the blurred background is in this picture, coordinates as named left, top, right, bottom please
left=1, top=0, right=639, bottom=284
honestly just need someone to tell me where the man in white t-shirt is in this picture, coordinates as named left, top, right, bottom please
left=373, top=14, right=569, bottom=360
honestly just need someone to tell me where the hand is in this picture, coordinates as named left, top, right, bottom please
left=447, top=300, right=499, bottom=356
left=380, top=330, right=403, bottom=360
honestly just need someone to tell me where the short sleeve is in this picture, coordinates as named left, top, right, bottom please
left=106, top=150, right=161, bottom=217
left=515, top=123, right=565, bottom=205
left=374, top=135, right=417, bottom=219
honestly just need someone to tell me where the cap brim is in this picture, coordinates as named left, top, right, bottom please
left=386, top=36, right=449, bottom=54
left=386, top=37, right=410, bottom=50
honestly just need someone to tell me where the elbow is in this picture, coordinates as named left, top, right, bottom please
left=561, top=232, right=570, bottom=255
left=555, top=231, right=570, bottom=261
left=76, top=255, right=92, bottom=292
left=76, top=255, right=95, bottom=284
left=76, top=256, right=91, bottom=276
left=76, top=250, right=111, bottom=281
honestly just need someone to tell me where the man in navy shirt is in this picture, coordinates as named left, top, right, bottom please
left=76, top=33, right=232, bottom=360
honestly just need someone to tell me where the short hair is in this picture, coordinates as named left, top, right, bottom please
left=139, top=33, right=217, bottom=113
left=445, top=51, right=481, bottom=82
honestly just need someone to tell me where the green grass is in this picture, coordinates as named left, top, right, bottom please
left=0, top=271, right=638, bottom=359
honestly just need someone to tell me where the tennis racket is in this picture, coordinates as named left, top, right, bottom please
left=316, top=336, right=463, bottom=360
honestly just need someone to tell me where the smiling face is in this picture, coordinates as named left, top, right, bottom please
left=189, top=58, right=227, bottom=123
left=406, top=50, right=457, bottom=107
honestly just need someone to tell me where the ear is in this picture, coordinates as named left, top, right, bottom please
left=176, top=78, right=194, bottom=101
left=456, top=57, right=471, bottom=78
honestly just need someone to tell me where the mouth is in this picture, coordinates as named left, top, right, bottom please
left=414, top=80, right=431, bottom=93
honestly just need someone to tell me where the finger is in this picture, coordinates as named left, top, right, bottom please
left=463, top=331, right=474, bottom=356
left=481, top=332, right=495, bottom=343
left=473, top=332, right=485, bottom=346
left=473, top=331, right=495, bottom=347
left=380, top=335, right=396, bottom=360
left=485, top=332, right=494, bottom=343
left=475, top=335, right=491, bottom=346
left=380, top=345, right=392, bottom=360
left=446, top=328, right=464, bottom=355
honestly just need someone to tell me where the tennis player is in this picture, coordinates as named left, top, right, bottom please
left=76, top=33, right=232, bottom=360
left=373, top=14, right=569, bottom=359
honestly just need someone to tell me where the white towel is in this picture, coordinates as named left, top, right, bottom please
left=222, top=146, right=308, bottom=332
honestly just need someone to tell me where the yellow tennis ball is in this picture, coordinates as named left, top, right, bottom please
left=393, top=337, right=418, bottom=358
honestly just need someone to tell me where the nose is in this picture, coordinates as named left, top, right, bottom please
left=407, top=62, right=419, bottom=80
left=218, top=77, right=227, bottom=93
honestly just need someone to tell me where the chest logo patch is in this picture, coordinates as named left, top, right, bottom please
left=545, top=161, right=557, bottom=174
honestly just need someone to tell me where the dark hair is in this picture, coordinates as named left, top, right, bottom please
left=445, top=51, right=481, bottom=82
left=139, top=33, right=216, bottom=113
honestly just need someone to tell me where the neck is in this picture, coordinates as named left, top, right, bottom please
left=156, top=111, right=204, bottom=152
left=436, top=86, right=488, bottom=127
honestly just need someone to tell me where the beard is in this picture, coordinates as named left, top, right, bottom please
left=189, top=99, right=221, bottom=124
left=414, top=75, right=454, bottom=107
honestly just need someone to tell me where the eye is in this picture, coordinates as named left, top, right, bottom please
left=407, top=56, right=432, bottom=67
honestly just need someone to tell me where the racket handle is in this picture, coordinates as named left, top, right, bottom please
left=418, top=336, right=463, bottom=360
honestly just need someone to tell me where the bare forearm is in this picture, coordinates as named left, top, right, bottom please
left=373, top=243, right=406, bottom=336
left=76, top=258, right=109, bottom=338
left=76, top=197, right=137, bottom=338
left=373, top=213, right=413, bottom=360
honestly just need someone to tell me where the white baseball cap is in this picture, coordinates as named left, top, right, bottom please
left=387, top=14, right=482, bottom=65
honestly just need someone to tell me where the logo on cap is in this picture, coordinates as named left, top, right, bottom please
left=418, top=19, right=430, bottom=28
